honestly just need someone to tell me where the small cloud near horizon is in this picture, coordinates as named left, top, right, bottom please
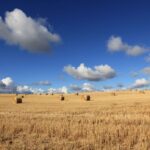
left=107, top=36, right=148, bottom=56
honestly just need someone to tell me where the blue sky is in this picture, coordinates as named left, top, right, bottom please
left=0, top=0, right=150, bottom=93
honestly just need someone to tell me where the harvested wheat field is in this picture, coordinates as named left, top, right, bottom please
left=0, top=91, right=150, bottom=150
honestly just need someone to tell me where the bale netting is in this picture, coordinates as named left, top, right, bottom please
left=60, top=95, right=65, bottom=101
left=84, top=95, right=91, bottom=101
left=15, top=97, right=22, bottom=104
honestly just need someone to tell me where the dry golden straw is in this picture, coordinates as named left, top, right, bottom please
left=1, top=91, right=150, bottom=149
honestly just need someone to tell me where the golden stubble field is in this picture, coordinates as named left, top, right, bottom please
left=0, top=91, right=150, bottom=150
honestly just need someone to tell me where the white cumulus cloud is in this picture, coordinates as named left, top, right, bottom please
left=131, top=78, right=149, bottom=89
left=107, top=36, right=147, bottom=56
left=17, top=85, right=32, bottom=93
left=16, top=85, right=44, bottom=94
left=107, top=36, right=124, bottom=51
left=1, top=77, right=14, bottom=87
left=0, top=77, right=16, bottom=93
left=82, top=83, right=95, bottom=91
left=48, top=86, right=68, bottom=94
left=64, top=63, right=116, bottom=81
left=0, top=8, right=61, bottom=53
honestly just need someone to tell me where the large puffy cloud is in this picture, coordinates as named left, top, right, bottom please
left=107, top=36, right=147, bottom=56
left=131, top=78, right=149, bottom=89
left=0, top=8, right=61, bottom=53
left=64, top=63, right=116, bottom=81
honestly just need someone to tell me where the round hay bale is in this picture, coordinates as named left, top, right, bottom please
left=111, top=92, right=116, bottom=96
left=15, top=97, right=22, bottom=104
left=75, top=92, right=79, bottom=96
left=22, top=95, right=24, bottom=98
left=84, top=95, right=91, bottom=101
left=139, top=90, right=145, bottom=94
left=60, top=95, right=65, bottom=101
left=51, top=93, right=54, bottom=95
